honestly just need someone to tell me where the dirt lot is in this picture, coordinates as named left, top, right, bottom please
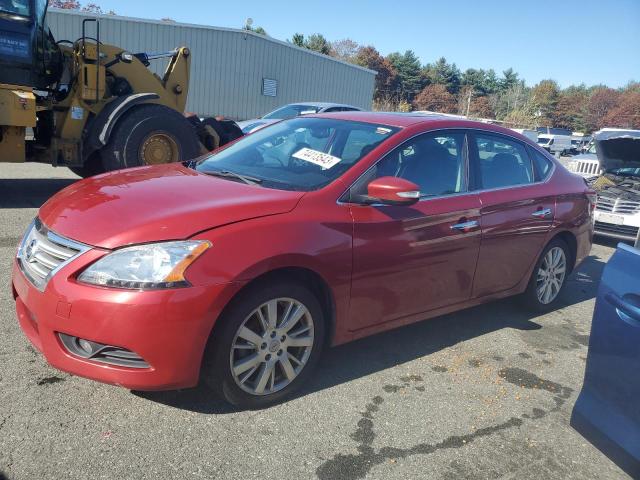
left=0, top=163, right=629, bottom=480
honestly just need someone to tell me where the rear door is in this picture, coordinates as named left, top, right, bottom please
left=470, top=132, right=556, bottom=297
left=571, top=243, right=640, bottom=477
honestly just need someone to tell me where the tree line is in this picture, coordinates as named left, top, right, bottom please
left=291, top=35, right=639, bottom=132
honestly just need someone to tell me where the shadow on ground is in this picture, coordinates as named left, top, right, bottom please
left=137, top=253, right=606, bottom=414
left=1, top=177, right=77, bottom=208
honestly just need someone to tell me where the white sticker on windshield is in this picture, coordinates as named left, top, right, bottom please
left=293, top=148, right=341, bottom=170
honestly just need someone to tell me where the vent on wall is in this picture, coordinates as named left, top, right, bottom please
left=262, top=78, right=277, bottom=97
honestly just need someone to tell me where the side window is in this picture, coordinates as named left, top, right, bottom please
left=528, top=146, right=553, bottom=180
left=323, top=107, right=341, bottom=113
left=352, top=131, right=467, bottom=198
left=473, top=134, right=534, bottom=190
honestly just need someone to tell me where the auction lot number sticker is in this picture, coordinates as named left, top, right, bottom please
left=293, top=148, right=341, bottom=170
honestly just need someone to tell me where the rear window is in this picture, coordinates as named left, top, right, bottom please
left=529, top=147, right=554, bottom=180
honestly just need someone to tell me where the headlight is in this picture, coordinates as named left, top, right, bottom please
left=78, top=240, right=210, bottom=290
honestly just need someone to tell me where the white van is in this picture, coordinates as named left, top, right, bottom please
left=511, top=128, right=538, bottom=142
left=537, top=134, right=572, bottom=156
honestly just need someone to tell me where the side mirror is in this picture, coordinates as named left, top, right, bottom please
left=366, top=176, right=420, bottom=206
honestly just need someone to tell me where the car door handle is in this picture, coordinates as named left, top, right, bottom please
left=531, top=208, right=552, bottom=218
left=450, top=220, right=479, bottom=232
left=605, top=292, right=640, bottom=327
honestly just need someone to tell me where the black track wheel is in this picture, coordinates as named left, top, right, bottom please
left=202, top=281, right=325, bottom=409
left=101, top=104, right=200, bottom=171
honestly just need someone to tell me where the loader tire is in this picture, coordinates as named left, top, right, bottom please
left=101, top=104, right=199, bottom=172
left=69, top=152, right=105, bottom=178
left=197, top=117, right=244, bottom=151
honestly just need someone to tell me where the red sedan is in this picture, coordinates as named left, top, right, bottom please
left=12, top=113, right=594, bottom=408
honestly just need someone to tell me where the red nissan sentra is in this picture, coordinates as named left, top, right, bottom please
left=12, top=113, right=594, bottom=408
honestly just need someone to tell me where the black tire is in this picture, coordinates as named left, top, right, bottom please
left=202, top=281, right=325, bottom=409
left=198, top=117, right=244, bottom=151
left=522, top=238, right=571, bottom=313
left=101, top=104, right=199, bottom=172
left=68, top=152, right=105, bottom=178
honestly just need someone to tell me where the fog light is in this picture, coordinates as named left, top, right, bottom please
left=78, top=338, right=94, bottom=354
left=58, top=333, right=150, bottom=369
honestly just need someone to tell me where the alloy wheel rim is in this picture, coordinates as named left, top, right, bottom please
left=229, top=298, right=314, bottom=396
left=140, top=132, right=179, bottom=165
left=536, top=247, right=566, bottom=305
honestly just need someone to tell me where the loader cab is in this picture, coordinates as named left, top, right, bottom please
left=0, top=0, right=59, bottom=88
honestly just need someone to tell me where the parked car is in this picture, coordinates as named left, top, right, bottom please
left=510, top=128, right=538, bottom=142
left=589, top=129, right=640, bottom=241
left=236, top=102, right=361, bottom=134
left=567, top=142, right=600, bottom=178
left=571, top=241, right=640, bottom=478
left=537, top=134, right=573, bottom=156
left=12, top=113, right=594, bottom=408
left=570, top=135, right=591, bottom=155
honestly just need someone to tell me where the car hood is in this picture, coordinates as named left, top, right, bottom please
left=595, top=130, right=640, bottom=171
left=39, top=164, right=304, bottom=249
left=572, top=153, right=598, bottom=162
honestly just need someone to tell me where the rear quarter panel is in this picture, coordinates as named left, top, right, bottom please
left=550, top=167, right=594, bottom=268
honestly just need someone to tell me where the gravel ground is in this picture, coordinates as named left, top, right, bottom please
left=0, top=163, right=629, bottom=480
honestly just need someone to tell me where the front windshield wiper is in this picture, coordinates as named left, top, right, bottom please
left=200, top=169, right=263, bottom=186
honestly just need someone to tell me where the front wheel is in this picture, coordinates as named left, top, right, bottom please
left=101, top=104, right=200, bottom=172
left=202, top=281, right=325, bottom=409
left=522, top=238, right=570, bottom=312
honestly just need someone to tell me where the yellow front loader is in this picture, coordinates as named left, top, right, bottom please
left=0, top=3, right=241, bottom=177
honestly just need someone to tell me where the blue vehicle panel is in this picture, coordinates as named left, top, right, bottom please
left=571, top=242, right=640, bottom=477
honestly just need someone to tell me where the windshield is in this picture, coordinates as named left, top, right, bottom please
left=263, top=104, right=322, bottom=120
left=609, top=167, right=640, bottom=177
left=0, top=0, right=30, bottom=16
left=538, top=138, right=551, bottom=145
left=587, top=142, right=596, bottom=154
left=195, top=117, right=399, bottom=191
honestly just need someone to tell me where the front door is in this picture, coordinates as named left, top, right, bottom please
left=347, top=130, right=482, bottom=330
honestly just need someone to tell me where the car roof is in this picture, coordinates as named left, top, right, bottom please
left=284, top=102, right=359, bottom=109
left=311, top=111, right=534, bottom=139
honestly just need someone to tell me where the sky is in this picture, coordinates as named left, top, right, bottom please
left=81, top=0, right=639, bottom=89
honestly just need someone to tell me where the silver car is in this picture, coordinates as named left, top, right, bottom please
left=236, top=102, right=362, bottom=134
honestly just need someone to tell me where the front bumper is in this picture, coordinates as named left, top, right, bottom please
left=12, top=256, right=238, bottom=391
left=593, top=211, right=640, bottom=241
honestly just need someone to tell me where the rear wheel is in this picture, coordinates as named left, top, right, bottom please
left=522, top=238, right=570, bottom=312
left=202, top=281, right=325, bottom=409
left=68, top=152, right=105, bottom=178
left=195, top=117, right=244, bottom=151
left=101, top=104, right=199, bottom=171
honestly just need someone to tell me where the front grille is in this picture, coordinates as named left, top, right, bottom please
left=594, top=221, right=639, bottom=239
left=17, top=218, right=90, bottom=291
left=596, top=196, right=640, bottom=215
left=573, top=161, right=600, bottom=176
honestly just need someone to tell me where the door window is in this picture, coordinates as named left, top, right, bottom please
left=351, top=131, right=467, bottom=199
left=473, top=134, right=534, bottom=189
left=528, top=146, right=554, bottom=181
